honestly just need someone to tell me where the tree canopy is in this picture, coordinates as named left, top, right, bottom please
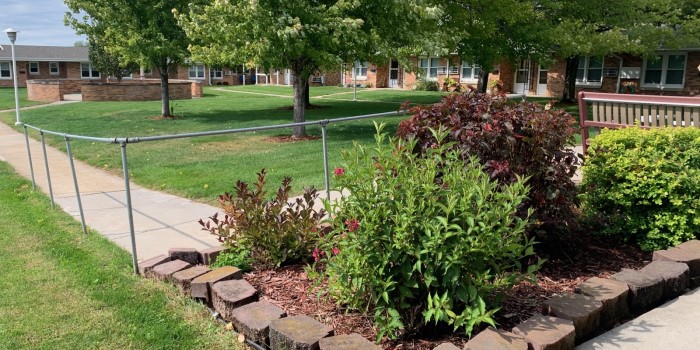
left=65, top=0, right=195, bottom=117
left=177, top=0, right=439, bottom=137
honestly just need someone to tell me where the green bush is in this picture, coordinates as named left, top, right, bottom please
left=314, top=124, right=538, bottom=340
left=199, top=169, right=325, bottom=268
left=211, top=248, right=253, bottom=271
left=415, top=79, right=440, bottom=91
left=580, top=127, right=700, bottom=251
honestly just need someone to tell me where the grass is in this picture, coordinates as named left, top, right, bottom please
left=0, top=87, right=51, bottom=110
left=0, top=85, right=446, bottom=203
left=0, top=161, right=244, bottom=350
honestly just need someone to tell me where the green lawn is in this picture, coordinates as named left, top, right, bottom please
left=0, top=162, right=244, bottom=350
left=0, top=87, right=50, bottom=110
left=0, top=86, right=445, bottom=202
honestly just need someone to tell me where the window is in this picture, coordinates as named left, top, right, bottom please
left=189, top=64, right=205, bottom=79
left=81, top=63, right=100, bottom=79
left=460, top=61, right=481, bottom=82
left=576, top=56, right=603, bottom=86
left=419, top=57, right=440, bottom=80
left=0, top=62, right=10, bottom=79
left=352, top=61, right=368, bottom=79
left=642, top=53, right=686, bottom=89
left=210, top=68, right=223, bottom=79
left=29, top=62, right=39, bottom=75
left=49, top=62, right=60, bottom=75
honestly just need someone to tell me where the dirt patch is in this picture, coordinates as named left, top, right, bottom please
left=242, top=236, right=650, bottom=349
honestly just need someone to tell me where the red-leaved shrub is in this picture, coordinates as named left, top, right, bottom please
left=397, top=90, right=580, bottom=234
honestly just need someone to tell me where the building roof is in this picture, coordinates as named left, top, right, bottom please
left=0, top=45, right=88, bottom=62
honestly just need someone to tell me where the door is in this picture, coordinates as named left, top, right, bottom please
left=389, top=60, right=400, bottom=88
left=513, top=60, right=530, bottom=94
left=536, top=64, right=548, bottom=95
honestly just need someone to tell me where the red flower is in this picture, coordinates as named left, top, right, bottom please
left=483, top=123, right=493, bottom=132
left=345, top=218, right=360, bottom=232
left=312, top=248, right=321, bottom=262
left=332, top=247, right=340, bottom=255
left=334, top=167, right=345, bottom=176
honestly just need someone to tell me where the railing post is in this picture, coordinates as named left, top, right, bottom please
left=23, top=125, right=36, bottom=189
left=320, top=120, right=331, bottom=201
left=120, top=141, right=140, bottom=275
left=40, top=131, right=55, bottom=208
left=65, top=137, right=87, bottom=234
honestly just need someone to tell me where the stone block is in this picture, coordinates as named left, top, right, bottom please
left=269, top=315, right=334, bottom=350
left=199, top=245, right=227, bottom=265
left=512, top=315, right=575, bottom=350
left=190, top=266, right=242, bottom=304
left=319, top=333, right=381, bottom=350
left=172, top=265, right=211, bottom=296
left=230, top=301, right=287, bottom=345
left=575, top=277, right=629, bottom=329
left=465, top=328, right=527, bottom=350
left=212, top=279, right=258, bottom=321
left=432, top=343, right=460, bottom=350
left=653, top=248, right=700, bottom=278
left=138, top=254, right=171, bottom=275
left=691, top=276, right=700, bottom=289
left=640, top=261, right=689, bottom=299
left=610, top=269, right=664, bottom=312
left=149, top=259, right=192, bottom=281
left=168, top=247, right=199, bottom=265
left=677, top=239, right=700, bottom=251
left=542, top=293, right=603, bottom=341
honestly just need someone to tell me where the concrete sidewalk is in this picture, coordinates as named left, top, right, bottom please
left=577, top=288, right=700, bottom=349
left=0, top=118, right=222, bottom=260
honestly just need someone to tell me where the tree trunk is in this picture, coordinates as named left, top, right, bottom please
left=304, top=79, right=311, bottom=108
left=562, top=56, right=579, bottom=102
left=159, top=64, right=171, bottom=118
left=292, top=68, right=307, bottom=137
left=479, top=70, right=489, bottom=93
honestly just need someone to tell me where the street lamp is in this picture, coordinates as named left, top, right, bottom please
left=4, top=28, right=21, bottom=125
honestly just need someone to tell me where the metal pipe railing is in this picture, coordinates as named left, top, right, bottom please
left=39, top=131, right=55, bottom=208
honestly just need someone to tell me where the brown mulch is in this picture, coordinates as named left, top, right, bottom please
left=276, top=104, right=330, bottom=111
left=243, top=236, right=650, bottom=349
left=265, top=135, right=320, bottom=143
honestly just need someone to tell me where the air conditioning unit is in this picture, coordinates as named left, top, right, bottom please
left=438, top=67, right=448, bottom=75
left=224, top=70, right=233, bottom=76
left=449, top=66, right=459, bottom=75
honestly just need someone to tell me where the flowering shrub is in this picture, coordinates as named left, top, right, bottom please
left=581, top=127, right=700, bottom=251
left=199, top=169, right=325, bottom=268
left=396, top=90, right=580, bottom=235
left=314, top=125, right=538, bottom=340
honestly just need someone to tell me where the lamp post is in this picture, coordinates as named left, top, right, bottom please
left=4, top=28, right=20, bottom=125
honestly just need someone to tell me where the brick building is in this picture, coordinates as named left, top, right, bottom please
left=497, top=50, right=700, bottom=97
left=0, top=45, right=103, bottom=87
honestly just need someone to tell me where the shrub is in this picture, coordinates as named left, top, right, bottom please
left=199, top=169, right=325, bottom=268
left=211, top=248, right=253, bottom=271
left=314, top=125, right=538, bottom=340
left=396, top=91, right=580, bottom=235
left=415, top=79, right=440, bottom=91
left=580, top=127, right=700, bottom=251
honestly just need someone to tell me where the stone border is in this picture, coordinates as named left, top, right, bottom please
left=138, top=239, right=700, bottom=350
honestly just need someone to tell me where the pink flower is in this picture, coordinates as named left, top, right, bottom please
left=334, top=167, right=345, bottom=176
left=312, top=248, right=321, bottom=262
left=483, top=123, right=493, bottom=132
left=332, top=247, right=340, bottom=255
left=345, top=218, right=360, bottom=232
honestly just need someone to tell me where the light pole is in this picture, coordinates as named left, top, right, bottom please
left=4, top=28, right=20, bottom=125
left=353, top=60, right=358, bottom=102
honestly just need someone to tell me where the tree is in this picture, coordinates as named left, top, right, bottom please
left=177, top=1, right=437, bottom=137
left=428, top=0, right=551, bottom=93
left=65, top=0, right=195, bottom=118
left=88, top=38, right=137, bottom=82
left=537, top=0, right=700, bottom=101
left=73, top=40, right=88, bottom=47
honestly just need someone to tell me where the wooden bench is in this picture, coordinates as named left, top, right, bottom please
left=309, top=76, right=324, bottom=85
left=577, top=91, right=700, bottom=155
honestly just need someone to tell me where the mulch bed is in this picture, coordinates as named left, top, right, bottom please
left=244, top=235, right=650, bottom=349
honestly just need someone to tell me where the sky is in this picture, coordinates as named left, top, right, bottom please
left=0, top=0, right=85, bottom=47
